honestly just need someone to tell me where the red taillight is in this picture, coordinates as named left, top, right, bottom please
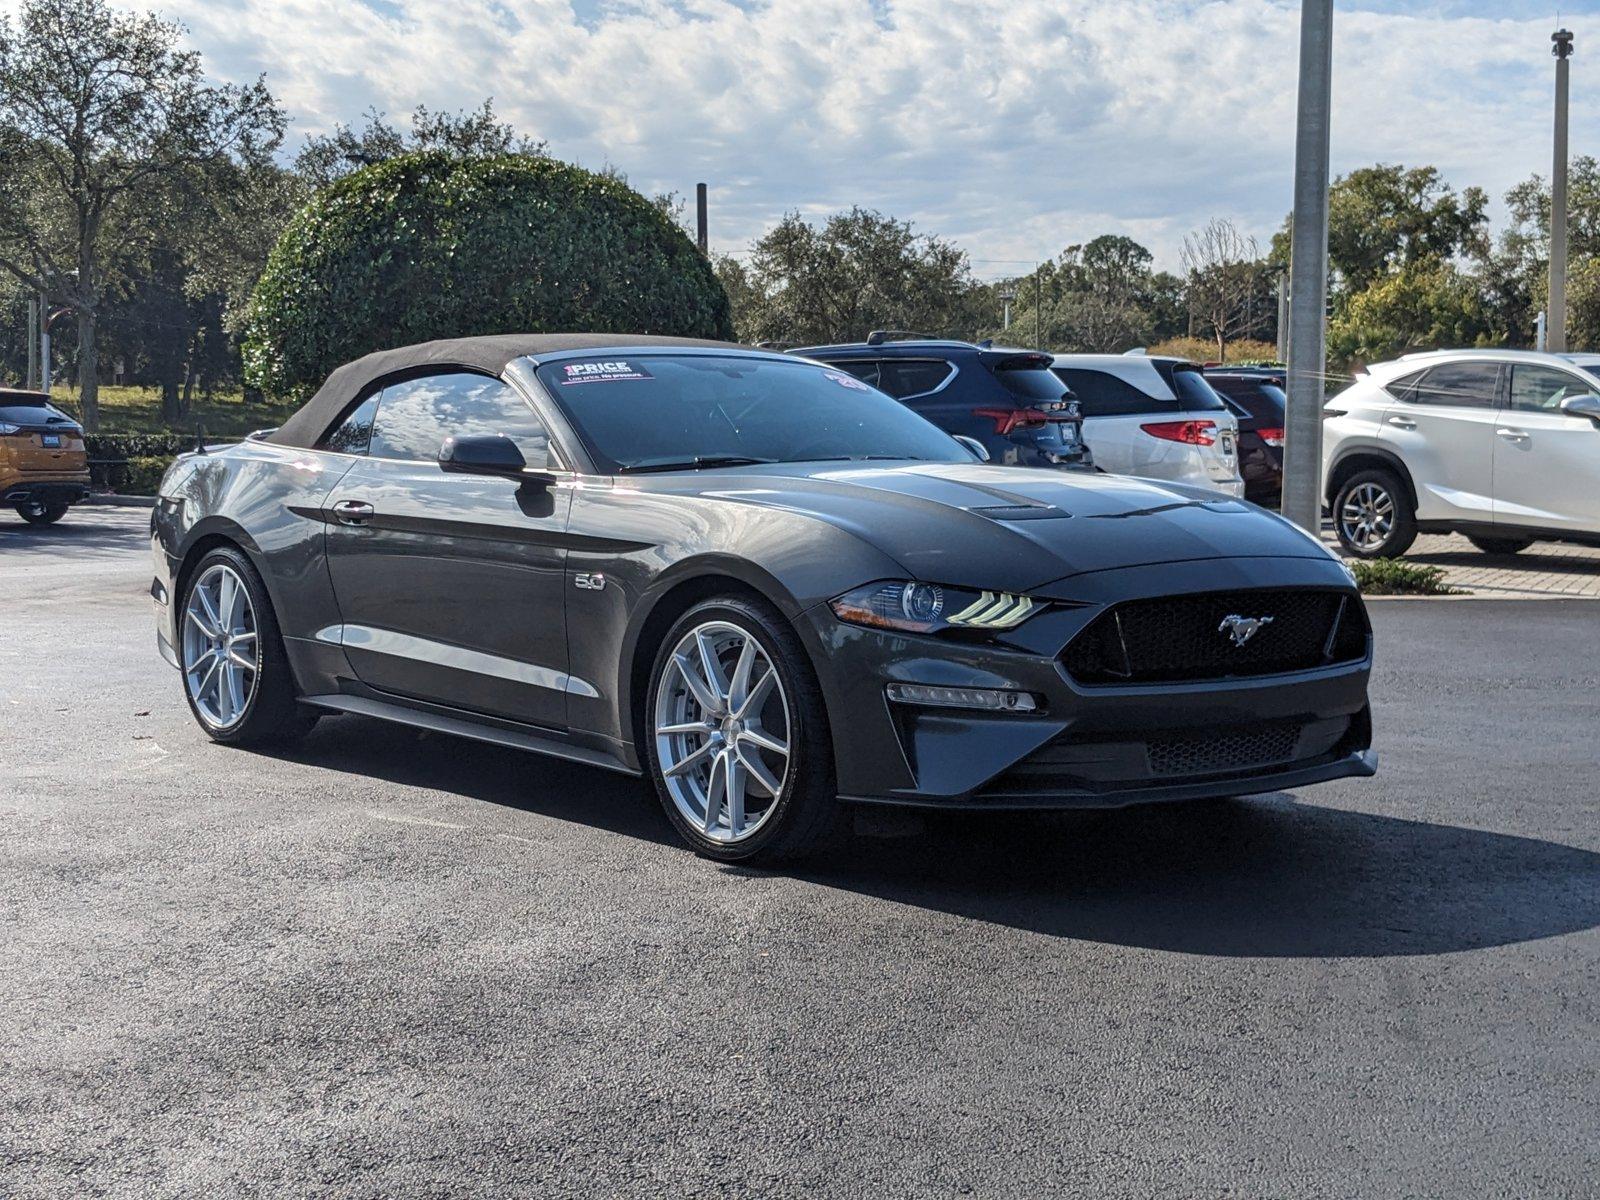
left=1258, top=426, right=1285, bottom=447
left=973, top=408, right=1047, bottom=436
left=1140, top=419, right=1217, bottom=446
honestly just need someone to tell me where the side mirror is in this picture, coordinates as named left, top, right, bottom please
left=952, top=434, right=990, bottom=462
left=1560, top=394, right=1600, bottom=426
left=439, top=434, right=548, bottom=484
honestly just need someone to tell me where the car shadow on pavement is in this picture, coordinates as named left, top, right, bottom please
left=275, top=715, right=679, bottom=848
left=275, top=716, right=1600, bottom=960
left=795, top=796, right=1600, bottom=958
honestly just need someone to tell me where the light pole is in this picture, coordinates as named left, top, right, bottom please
left=41, top=306, right=73, bottom=396
left=1282, top=0, right=1335, bottom=536
left=1549, top=29, right=1574, bottom=353
left=27, top=295, right=39, bottom=390
left=999, top=285, right=1016, bottom=330
left=1275, top=267, right=1289, bottom=363
left=696, top=183, right=709, bottom=255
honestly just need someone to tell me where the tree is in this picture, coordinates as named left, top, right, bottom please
left=727, top=208, right=973, bottom=345
left=1328, top=258, right=1493, bottom=364
left=104, top=157, right=299, bottom=423
left=0, top=0, right=283, bottom=429
left=1182, top=218, right=1268, bottom=361
left=1272, top=164, right=1489, bottom=300
left=294, top=100, right=546, bottom=188
left=243, top=152, right=732, bottom=399
left=1501, top=156, right=1600, bottom=266
left=1492, top=156, right=1600, bottom=348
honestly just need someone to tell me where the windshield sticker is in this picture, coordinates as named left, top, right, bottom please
left=824, top=371, right=870, bottom=391
left=560, top=360, right=653, bottom=385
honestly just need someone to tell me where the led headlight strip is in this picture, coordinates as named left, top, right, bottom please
left=947, top=591, right=1036, bottom=629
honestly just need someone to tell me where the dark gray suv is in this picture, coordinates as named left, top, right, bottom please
left=789, top=334, right=1093, bottom=471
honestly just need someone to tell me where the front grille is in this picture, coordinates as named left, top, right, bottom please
left=1061, top=589, right=1368, bottom=685
left=1147, top=724, right=1300, bottom=776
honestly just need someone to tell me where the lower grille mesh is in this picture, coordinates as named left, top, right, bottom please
left=1147, top=724, right=1301, bottom=776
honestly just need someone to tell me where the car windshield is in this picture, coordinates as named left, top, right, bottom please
left=533, top=354, right=972, bottom=472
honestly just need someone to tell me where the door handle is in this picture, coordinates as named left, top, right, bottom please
left=1495, top=427, right=1530, bottom=442
left=1386, top=415, right=1417, bottom=430
left=331, top=499, right=375, bottom=525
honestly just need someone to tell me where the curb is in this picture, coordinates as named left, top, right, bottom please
left=82, top=494, right=157, bottom=508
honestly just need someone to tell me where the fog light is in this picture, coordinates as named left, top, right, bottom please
left=884, top=683, right=1038, bottom=712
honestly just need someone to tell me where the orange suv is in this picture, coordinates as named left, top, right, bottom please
left=1, top=389, right=90, bottom=525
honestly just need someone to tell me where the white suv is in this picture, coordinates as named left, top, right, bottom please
left=1052, top=354, right=1244, bottom=497
left=1323, top=349, right=1600, bottom=557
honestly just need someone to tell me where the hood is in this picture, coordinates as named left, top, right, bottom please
left=679, top=461, right=1339, bottom=594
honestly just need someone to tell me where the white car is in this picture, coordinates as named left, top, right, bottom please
left=1051, top=354, right=1244, bottom=497
left=1323, top=348, right=1600, bottom=557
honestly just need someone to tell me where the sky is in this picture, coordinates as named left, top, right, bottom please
left=61, top=0, right=1600, bottom=273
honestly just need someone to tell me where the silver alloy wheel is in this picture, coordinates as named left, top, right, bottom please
left=182, top=563, right=260, bottom=730
left=1340, top=482, right=1395, bottom=552
left=653, top=620, right=792, bottom=844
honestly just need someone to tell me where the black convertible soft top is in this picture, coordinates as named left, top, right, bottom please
left=266, top=333, right=744, bottom=449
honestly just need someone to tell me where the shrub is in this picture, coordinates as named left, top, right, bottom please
left=84, top=433, right=213, bottom=459
left=119, top=455, right=176, bottom=496
left=242, top=152, right=734, bottom=399
left=1349, top=559, right=1463, bottom=596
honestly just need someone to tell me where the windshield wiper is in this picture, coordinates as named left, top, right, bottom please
left=616, top=454, right=778, bottom=474
left=806, top=454, right=925, bottom=462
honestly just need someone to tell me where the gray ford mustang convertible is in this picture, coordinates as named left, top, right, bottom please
left=152, top=334, right=1375, bottom=862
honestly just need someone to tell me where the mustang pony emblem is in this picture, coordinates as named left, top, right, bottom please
left=1218, top=614, right=1274, bottom=647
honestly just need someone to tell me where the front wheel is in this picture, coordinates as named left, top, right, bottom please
left=644, top=596, right=837, bottom=863
left=178, top=546, right=317, bottom=746
left=15, top=500, right=68, bottom=525
left=1333, top=468, right=1417, bottom=559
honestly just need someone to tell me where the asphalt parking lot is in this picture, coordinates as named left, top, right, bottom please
left=3, top=507, right=1598, bottom=1198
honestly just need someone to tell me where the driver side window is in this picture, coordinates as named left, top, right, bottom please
left=1509, top=364, right=1597, bottom=413
left=366, top=372, right=552, bottom=465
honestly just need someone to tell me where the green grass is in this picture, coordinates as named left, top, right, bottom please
left=41, top=385, right=296, bottom=438
left=1349, top=558, right=1464, bottom=596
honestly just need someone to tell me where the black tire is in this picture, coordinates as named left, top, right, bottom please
left=1466, top=535, right=1534, bottom=556
left=178, top=545, right=318, bottom=747
left=643, top=595, right=838, bottom=864
left=15, top=500, right=68, bottom=525
left=1332, top=468, right=1417, bottom=559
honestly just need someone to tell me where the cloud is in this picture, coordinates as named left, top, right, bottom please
left=45, top=0, right=1600, bottom=269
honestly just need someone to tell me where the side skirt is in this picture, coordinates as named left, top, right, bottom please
left=299, top=692, right=641, bottom=777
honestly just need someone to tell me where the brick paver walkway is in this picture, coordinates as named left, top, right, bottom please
left=1324, top=529, right=1600, bottom=598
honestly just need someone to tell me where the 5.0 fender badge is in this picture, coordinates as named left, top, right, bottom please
left=574, top=573, right=606, bottom=592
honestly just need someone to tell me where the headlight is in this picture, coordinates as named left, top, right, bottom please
left=0, top=422, right=21, bottom=435
left=830, top=581, right=1038, bottom=634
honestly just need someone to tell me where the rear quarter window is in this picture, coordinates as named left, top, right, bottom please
left=1160, top=365, right=1227, bottom=412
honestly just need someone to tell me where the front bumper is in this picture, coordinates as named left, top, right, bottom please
left=797, top=557, right=1374, bottom=810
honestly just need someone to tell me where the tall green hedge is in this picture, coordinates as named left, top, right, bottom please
left=242, top=152, right=734, bottom=399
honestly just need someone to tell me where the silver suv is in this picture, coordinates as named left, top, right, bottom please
left=1322, top=349, right=1600, bottom=557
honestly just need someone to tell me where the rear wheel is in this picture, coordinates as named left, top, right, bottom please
left=15, top=500, right=68, bottom=525
left=1466, top=535, right=1534, bottom=556
left=644, top=596, right=837, bottom=863
left=179, top=546, right=317, bottom=746
left=1333, top=468, right=1416, bottom=559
